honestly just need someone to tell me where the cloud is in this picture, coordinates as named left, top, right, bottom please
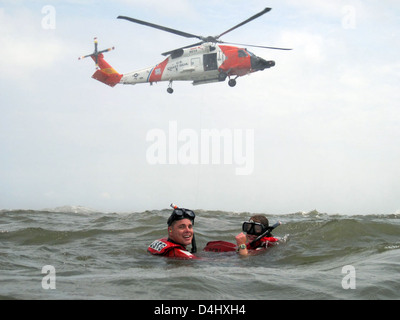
left=0, top=7, right=68, bottom=79
left=1, top=1, right=400, bottom=214
left=114, top=0, right=196, bottom=19
left=279, top=30, right=326, bottom=64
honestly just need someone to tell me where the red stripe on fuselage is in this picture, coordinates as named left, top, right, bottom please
left=218, top=45, right=252, bottom=76
left=148, top=57, right=169, bottom=82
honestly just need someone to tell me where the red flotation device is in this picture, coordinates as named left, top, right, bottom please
left=148, top=238, right=197, bottom=259
left=203, top=241, right=238, bottom=252
left=203, top=236, right=279, bottom=253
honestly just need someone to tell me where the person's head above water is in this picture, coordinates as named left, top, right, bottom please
left=242, top=215, right=269, bottom=241
left=167, top=204, right=196, bottom=252
left=167, top=205, right=195, bottom=227
left=235, top=214, right=280, bottom=256
left=147, top=204, right=198, bottom=258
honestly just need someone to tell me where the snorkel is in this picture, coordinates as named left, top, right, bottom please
left=169, top=203, right=197, bottom=254
left=249, top=221, right=281, bottom=247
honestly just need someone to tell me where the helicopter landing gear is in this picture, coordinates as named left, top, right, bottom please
left=167, top=81, right=174, bottom=94
left=227, top=75, right=238, bottom=87
left=228, top=78, right=237, bottom=87
left=218, top=72, right=228, bottom=82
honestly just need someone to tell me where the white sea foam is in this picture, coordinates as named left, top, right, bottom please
left=41, top=205, right=100, bottom=214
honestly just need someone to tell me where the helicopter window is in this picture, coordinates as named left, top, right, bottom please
left=171, top=49, right=184, bottom=59
left=203, top=53, right=218, bottom=71
left=238, top=50, right=248, bottom=58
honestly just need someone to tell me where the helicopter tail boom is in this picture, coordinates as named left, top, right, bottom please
left=91, top=53, right=122, bottom=87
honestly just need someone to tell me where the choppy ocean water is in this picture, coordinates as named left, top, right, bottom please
left=1, top=206, right=399, bottom=300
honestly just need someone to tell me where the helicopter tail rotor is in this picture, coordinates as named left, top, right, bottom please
left=78, top=37, right=115, bottom=68
left=79, top=38, right=122, bottom=87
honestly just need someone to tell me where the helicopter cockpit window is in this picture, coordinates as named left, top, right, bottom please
left=238, top=50, right=248, bottom=58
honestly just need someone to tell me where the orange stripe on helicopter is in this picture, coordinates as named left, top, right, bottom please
left=148, top=57, right=169, bottom=83
left=218, top=45, right=252, bottom=76
left=101, top=67, right=119, bottom=75
left=91, top=53, right=122, bottom=87
left=94, top=53, right=120, bottom=74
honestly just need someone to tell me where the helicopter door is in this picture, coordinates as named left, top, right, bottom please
left=203, top=53, right=218, bottom=71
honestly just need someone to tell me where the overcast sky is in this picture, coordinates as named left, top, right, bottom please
left=1, top=0, right=399, bottom=214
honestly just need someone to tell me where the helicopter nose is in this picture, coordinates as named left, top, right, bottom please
left=251, top=56, right=275, bottom=70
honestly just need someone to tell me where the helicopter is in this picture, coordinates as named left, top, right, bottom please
left=79, top=7, right=291, bottom=94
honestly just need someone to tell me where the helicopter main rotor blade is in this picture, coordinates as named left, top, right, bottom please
left=117, top=15, right=202, bottom=40
left=217, top=7, right=271, bottom=39
left=220, top=41, right=292, bottom=50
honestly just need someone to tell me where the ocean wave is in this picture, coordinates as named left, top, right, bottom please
left=1, top=206, right=400, bottom=299
left=41, top=205, right=101, bottom=214
left=2, top=206, right=400, bottom=218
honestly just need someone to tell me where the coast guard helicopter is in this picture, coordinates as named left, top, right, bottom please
left=79, top=8, right=291, bottom=93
